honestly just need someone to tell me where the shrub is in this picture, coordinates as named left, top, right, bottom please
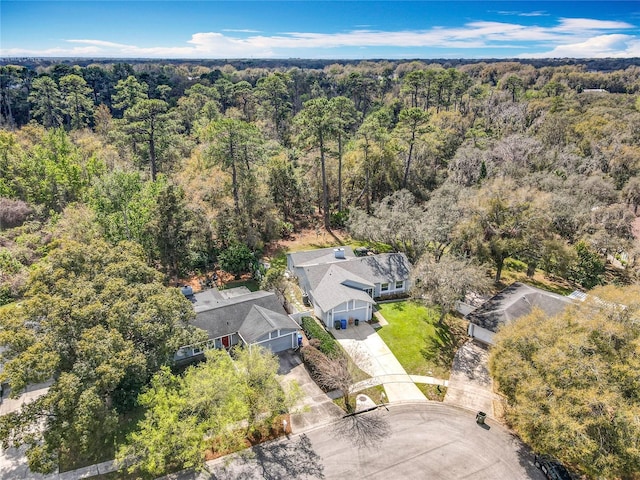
left=300, top=316, right=338, bottom=357
left=300, top=345, right=328, bottom=381
left=218, top=242, right=255, bottom=279
left=0, top=198, right=33, bottom=230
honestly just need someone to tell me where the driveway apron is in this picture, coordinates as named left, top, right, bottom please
left=444, top=340, right=501, bottom=417
left=277, top=350, right=342, bottom=433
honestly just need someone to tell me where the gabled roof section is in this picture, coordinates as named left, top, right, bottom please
left=238, top=305, right=300, bottom=345
left=287, top=246, right=355, bottom=269
left=191, top=290, right=287, bottom=339
left=467, top=282, right=573, bottom=333
left=298, top=252, right=411, bottom=292
left=341, top=253, right=412, bottom=284
left=311, top=264, right=376, bottom=312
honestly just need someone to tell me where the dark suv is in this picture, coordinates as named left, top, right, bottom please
left=534, top=455, right=573, bottom=480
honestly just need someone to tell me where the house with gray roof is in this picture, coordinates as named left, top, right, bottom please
left=288, top=248, right=412, bottom=329
left=174, top=288, right=300, bottom=364
left=466, top=282, right=574, bottom=345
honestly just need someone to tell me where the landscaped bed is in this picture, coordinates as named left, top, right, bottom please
left=376, top=300, right=468, bottom=380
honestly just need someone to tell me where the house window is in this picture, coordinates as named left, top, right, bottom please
left=381, top=283, right=389, bottom=292
left=395, top=280, right=404, bottom=290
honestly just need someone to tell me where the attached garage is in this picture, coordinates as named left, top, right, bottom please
left=252, top=329, right=299, bottom=353
left=239, top=305, right=301, bottom=353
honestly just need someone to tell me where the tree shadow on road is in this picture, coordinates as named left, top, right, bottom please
left=210, top=433, right=325, bottom=480
left=334, top=409, right=391, bottom=449
left=512, top=435, right=547, bottom=480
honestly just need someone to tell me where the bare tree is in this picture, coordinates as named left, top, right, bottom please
left=412, top=255, right=491, bottom=322
left=300, top=345, right=369, bottom=413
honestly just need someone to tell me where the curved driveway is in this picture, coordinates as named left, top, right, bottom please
left=202, top=403, right=545, bottom=480
left=332, top=323, right=427, bottom=402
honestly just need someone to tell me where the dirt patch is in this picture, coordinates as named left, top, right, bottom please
left=263, top=228, right=350, bottom=259
left=174, top=270, right=253, bottom=293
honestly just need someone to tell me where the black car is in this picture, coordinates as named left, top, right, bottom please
left=534, top=455, right=573, bottom=480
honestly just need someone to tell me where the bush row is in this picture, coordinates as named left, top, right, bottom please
left=300, top=316, right=339, bottom=357
left=299, top=345, right=330, bottom=391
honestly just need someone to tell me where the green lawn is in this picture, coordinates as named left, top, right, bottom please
left=376, top=301, right=468, bottom=380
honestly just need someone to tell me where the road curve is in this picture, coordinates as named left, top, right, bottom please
left=193, top=403, right=545, bottom=480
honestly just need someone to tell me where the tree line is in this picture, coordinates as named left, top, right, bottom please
left=1, top=58, right=639, bottom=476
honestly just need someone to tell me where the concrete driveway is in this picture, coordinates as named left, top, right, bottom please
left=198, top=403, right=545, bottom=480
left=277, top=350, right=342, bottom=433
left=444, top=340, right=501, bottom=417
left=332, top=323, right=426, bottom=403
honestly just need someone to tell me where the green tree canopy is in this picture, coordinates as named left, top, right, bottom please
left=489, top=285, right=640, bottom=479
left=118, top=347, right=293, bottom=477
left=28, top=76, right=63, bottom=128
left=0, top=239, right=205, bottom=473
left=59, top=74, right=94, bottom=130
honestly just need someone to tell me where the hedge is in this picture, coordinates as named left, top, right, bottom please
left=300, top=316, right=338, bottom=357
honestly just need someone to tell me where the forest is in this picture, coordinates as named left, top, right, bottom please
left=1, top=57, right=640, bottom=477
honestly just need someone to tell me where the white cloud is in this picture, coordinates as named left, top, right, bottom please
left=221, top=29, right=261, bottom=33
left=2, top=16, right=638, bottom=58
left=554, top=18, right=634, bottom=32
left=496, top=10, right=549, bottom=17
left=65, top=39, right=136, bottom=48
left=519, top=11, right=549, bottom=17
left=525, top=34, right=640, bottom=58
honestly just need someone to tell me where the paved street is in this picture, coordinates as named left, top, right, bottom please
left=176, top=403, right=545, bottom=480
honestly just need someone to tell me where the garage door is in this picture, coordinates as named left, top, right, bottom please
left=347, top=306, right=369, bottom=321
left=260, top=333, right=295, bottom=353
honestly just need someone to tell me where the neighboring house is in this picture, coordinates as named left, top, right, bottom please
left=288, top=247, right=412, bottom=329
left=466, top=282, right=574, bottom=345
left=174, top=288, right=300, bottom=364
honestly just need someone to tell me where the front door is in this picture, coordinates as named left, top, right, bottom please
left=221, top=335, right=230, bottom=348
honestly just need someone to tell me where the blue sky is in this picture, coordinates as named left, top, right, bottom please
left=2, top=1, right=640, bottom=59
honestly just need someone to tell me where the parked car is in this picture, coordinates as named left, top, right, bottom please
left=534, top=455, right=573, bottom=480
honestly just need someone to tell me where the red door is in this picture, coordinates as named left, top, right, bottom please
left=221, top=335, right=230, bottom=348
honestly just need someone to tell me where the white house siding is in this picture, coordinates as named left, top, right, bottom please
left=374, top=279, right=409, bottom=298
left=467, top=323, right=495, bottom=345
left=323, top=299, right=372, bottom=328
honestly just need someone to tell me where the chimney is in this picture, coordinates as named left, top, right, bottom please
left=334, top=248, right=345, bottom=259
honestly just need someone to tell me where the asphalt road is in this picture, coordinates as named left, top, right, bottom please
left=175, top=403, right=545, bottom=480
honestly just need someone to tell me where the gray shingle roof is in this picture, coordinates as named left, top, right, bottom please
left=296, top=252, right=411, bottom=312
left=191, top=290, right=287, bottom=339
left=309, top=264, right=376, bottom=311
left=466, top=282, right=573, bottom=333
left=299, top=253, right=411, bottom=292
left=341, top=253, right=412, bottom=284
left=238, top=305, right=300, bottom=344
left=287, top=246, right=355, bottom=269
